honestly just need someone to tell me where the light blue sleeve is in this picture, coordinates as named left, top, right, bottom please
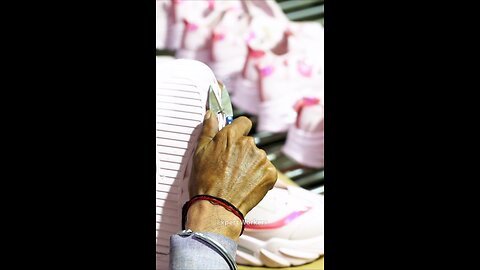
left=170, top=232, right=237, bottom=270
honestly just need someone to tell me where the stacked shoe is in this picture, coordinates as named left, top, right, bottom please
left=175, top=7, right=225, bottom=62
left=210, top=0, right=289, bottom=88
left=174, top=0, right=287, bottom=89
left=248, top=25, right=324, bottom=133
left=282, top=96, right=325, bottom=169
left=156, top=0, right=237, bottom=50
left=230, top=15, right=288, bottom=113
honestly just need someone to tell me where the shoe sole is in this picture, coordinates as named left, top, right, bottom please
left=156, top=58, right=222, bottom=269
left=237, top=234, right=324, bottom=267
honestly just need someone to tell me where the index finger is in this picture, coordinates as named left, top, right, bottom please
left=221, top=116, right=252, bottom=139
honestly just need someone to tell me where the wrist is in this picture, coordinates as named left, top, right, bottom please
left=185, top=200, right=243, bottom=241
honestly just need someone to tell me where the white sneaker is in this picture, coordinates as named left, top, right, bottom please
left=167, top=0, right=216, bottom=51
left=237, top=186, right=324, bottom=267
left=210, top=0, right=288, bottom=90
left=282, top=96, right=325, bottom=169
left=233, top=25, right=323, bottom=125
left=175, top=1, right=242, bottom=63
left=232, top=20, right=324, bottom=118
left=156, top=58, right=226, bottom=269
left=231, top=17, right=288, bottom=114
left=255, top=34, right=324, bottom=133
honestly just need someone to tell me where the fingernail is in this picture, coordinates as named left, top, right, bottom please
left=204, top=110, right=211, bottom=120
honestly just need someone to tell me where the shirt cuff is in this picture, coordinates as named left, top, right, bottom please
left=170, top=232, right=237, bottom=270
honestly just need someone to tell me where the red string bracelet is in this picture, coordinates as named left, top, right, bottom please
left=182, top=195, right=245, bottom=236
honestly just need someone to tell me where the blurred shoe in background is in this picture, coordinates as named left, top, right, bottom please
left=282, top=96, right=325, bottom=169
left=255, top=25, right=324, bottom=133
left=231, top=17, right=288, bottom=115
left=156, top=0, right=171, bottom=50
left=210, top=6, right=250, bottom=91
left=176, top=1, right=241, bottom=62
left=231, top=12, right=324, bottom=125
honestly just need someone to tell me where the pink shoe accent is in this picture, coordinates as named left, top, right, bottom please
left=171, top=0, right=181, bottom=23
left=248, top=47, right=265, bottom=59
left=260, top=65, right=274, bottom=77
left=183, top=19, right=198, bottom=32
left=245, top=207, right=312, bottom=230
left=212, top=31, right=225, bottom=41
left=297, top=60, right=313, bottom=77
left=294, top=97, right=320, bottom=111
left=285, top=28, right=294, bottom=36
left=241, top=46, right=265, bottom=78
left=294, top=97, right=321, bottom=128
left=208, top=0, right=215, bottom=10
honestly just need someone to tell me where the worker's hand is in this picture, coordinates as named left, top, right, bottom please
left=186, top=110, right=277, bottom=240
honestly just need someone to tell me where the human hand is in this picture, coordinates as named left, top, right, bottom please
left=186, top=110, right=277, bottom=240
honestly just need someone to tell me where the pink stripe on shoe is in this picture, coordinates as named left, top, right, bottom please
left=212, top=31, right=225, bottom=41
left=245, top=207, right=311, bottom=230
left=247, top=47, right=265, bottom=59
left=260, top=65, right=274, bottom=77
left=297, top=61, right=313, bottom=77
left=207, top=0, right=215, bottom=10
left=183, top=19, right=198, bottom=32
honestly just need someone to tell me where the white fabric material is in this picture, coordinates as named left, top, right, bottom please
left=231, top=76, right=261, bottom=115
left=167, top=23, right=184, bottom=51
left=257, top=97, right=297, bottom=133
left=156, top=0, right=170, bottom=49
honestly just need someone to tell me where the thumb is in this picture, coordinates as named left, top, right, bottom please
left=196, top=110, right=219, bottom=152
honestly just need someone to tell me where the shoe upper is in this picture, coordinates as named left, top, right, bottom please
left=252, top=27, right=323, bottom=132
left=171, top=0, right=239, bottom=53
left=211, top=7, right=249, bottom=63
left=244, top=186, right=324, bottom=241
